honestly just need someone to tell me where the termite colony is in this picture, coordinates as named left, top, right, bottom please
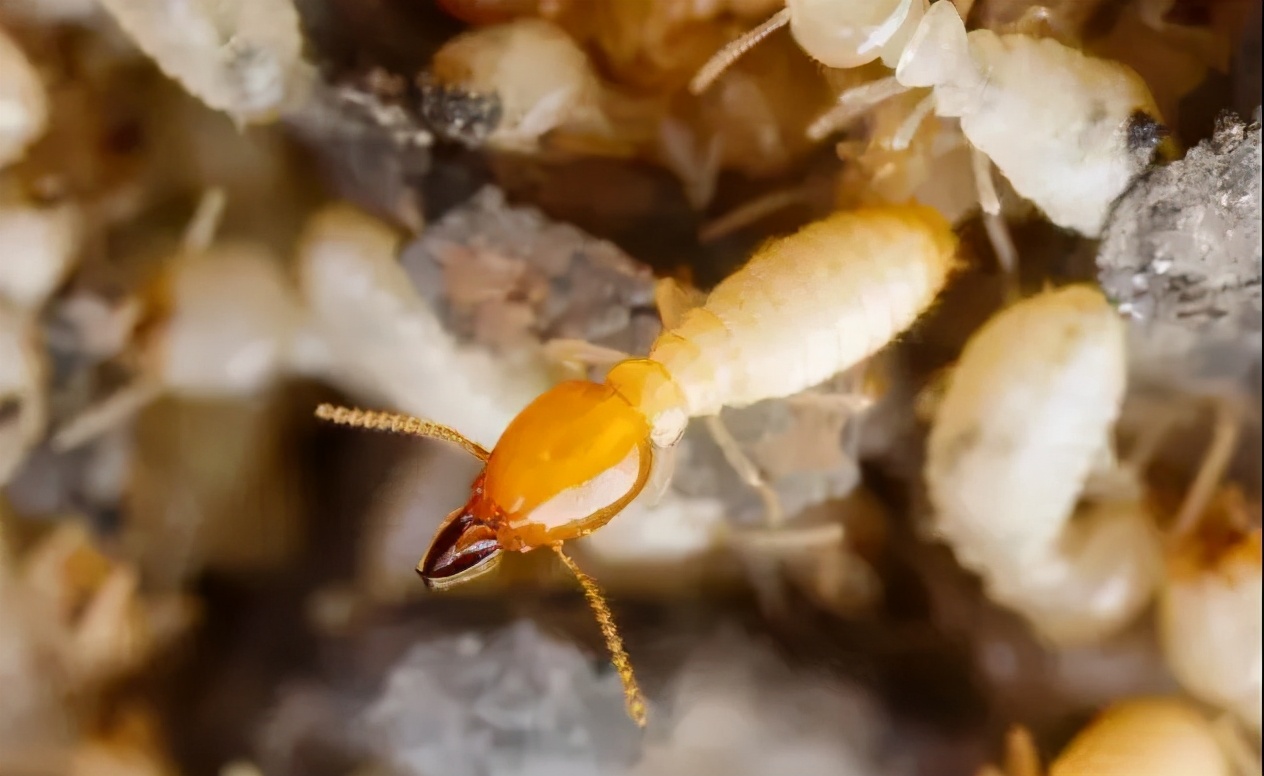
left=0, top=1, right=1258, bottom=775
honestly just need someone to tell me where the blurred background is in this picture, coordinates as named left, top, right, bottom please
left=0, top=1, right=1260, bottom=775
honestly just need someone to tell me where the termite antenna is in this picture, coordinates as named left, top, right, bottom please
left=551, top=543, right=648, bottom=728
left=313, top=403, right=491, bottom=461
left=1170, top=399, right=1241, bottom=540
left=689, top=7, right=791, bottom=95
left=51, top=379, right=165, bottom=451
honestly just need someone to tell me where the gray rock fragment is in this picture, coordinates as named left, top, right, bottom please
left=1097, top=112, right=1262, bottom=385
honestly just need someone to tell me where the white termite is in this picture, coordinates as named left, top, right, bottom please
left=51, top=190, right=307, bottom=450
left=693, top=1, right=1165, bottom=240
left=96, top=0, right=313, bottom=124
left=0, top=24, right=48, bottom=169
left=925, top=283, right=1164, bottom=647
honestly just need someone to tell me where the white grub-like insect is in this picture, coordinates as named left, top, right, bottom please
left=694, top=1, right=1166, bottom=240
left=925, top=283, right=1167, bottom=647
left=51, top=190, right=307, bottom=450
left=978, top=698, right=1244, bottom=776
left=96, top=0, right=313, bottom=125
left=0, top=24, right=48, bottom=169
left=1158, top=405, right=1262, bottom=735
left=316, top=203, right=961, bottom=725
left=423, top=19, right=642, bottom=156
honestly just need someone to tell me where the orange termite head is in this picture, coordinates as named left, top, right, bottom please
left=313, top=393, right=653, bottom=726
left=416, top=378, right=655, bottom=587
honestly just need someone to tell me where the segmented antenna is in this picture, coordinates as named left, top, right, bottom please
left=314, top=403, right=491, bottom=461
left=689, top=7, right=791, bottom=95
left=552, top=544, right=648, bottom=728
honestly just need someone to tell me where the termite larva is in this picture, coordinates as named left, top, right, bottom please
left=316, top=203, right=960, bottom=725
left=925, top=284, right=1164, bottom=647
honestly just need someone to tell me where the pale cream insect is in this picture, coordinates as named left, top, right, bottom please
left=318, top=203, right=962, bottom=725
left=692, top=0, right=1165, bottom=242
left=51, top=190, right=308, bottom=450
left=925, top=284, right=1165, bottom=647
left=0, top=24, right=48, bottom=168
left=96, top=0, right=313, bottom=124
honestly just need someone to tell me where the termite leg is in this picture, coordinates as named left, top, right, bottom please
left=654, top=277, right=706, bottom=330
left=807, top=76, right=910, bottom=142
left=704, top=414, right=784, bottom=528
left=541, top=338, right=632, bottom=368
left=1003, top=725, right=1042, bottom=776
left=541, top=338, right=631, bottom=381
left=971, top=147, right=1021, bottom=303
left=1171, top=398, right=1242, bottom=539
left=51, top=379, right=165, bottom=451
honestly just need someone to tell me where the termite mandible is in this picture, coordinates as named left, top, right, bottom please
left=316, top=203, right=960, bottom=726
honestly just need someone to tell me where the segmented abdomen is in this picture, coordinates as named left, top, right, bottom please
left=649, top=205, right=958, bottom=417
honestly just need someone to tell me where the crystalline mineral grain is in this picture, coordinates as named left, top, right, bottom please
left=1097, top=112, right=1263, bottom=385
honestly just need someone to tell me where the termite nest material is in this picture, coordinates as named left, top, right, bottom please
left=0, top=1, right=1259, bottom=775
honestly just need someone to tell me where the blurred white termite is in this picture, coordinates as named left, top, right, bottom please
left=96, top=0, right=314, bottom=125
left=0, top=195, right=83, bottom=484
left=979, top=697, right=1257, bottom=776
left=315, top=203, right=961, bottom=725
left=692, top=0, right=1167, bottom=241
left=51, top=189, right=308, bottom=450
left=0, top=24, right=48, bottom=168
left=422, top=18, right=647, bottom=156
left=925, top=283, right=1166, bottom=647
left=1158, top=403, right=1262, bottom=736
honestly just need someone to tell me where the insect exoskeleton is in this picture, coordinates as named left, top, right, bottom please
left=925, top=283, right=1164, bottom=647
left=316, top=203, right=961, bottom=725
left=1159, top=486, right=1262, bottom=735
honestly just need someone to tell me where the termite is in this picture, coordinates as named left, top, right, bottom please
left=51, top=189, right=307, bottom=450
left=979, top=697, right=1248, bottom=776
left=96, top=0, right=312, bottom=124
left=316, top=203, right=961, bottom=725
left=693, top=1, right=1166, bottom=247
left=0, top=23, right=48, bottom=168
left=1157, top=401, right=1262, bottom=735
left=925, top=283, right=1166, bottom=647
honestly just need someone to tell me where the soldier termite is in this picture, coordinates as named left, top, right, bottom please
left=315, top=203, right=961, bottom=726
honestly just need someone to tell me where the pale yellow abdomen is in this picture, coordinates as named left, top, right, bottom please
left=649, top=205, right=957, bottom=417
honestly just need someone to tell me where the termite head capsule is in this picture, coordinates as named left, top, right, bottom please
left=417, top=379, right=654, bottom=588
